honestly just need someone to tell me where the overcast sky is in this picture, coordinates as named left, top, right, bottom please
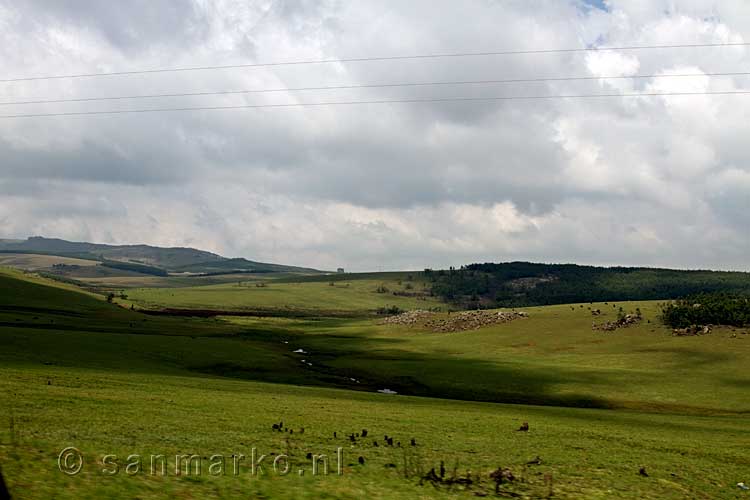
left=1, top=0, right=749, bottom=271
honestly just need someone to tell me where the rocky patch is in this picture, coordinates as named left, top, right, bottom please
left=382, top=309, right=529, bottom=332
left=592, top=313, right=642, bottom=331
left=672, top=324, right=713, bottom=337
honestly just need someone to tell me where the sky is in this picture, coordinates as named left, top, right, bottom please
left=0, top=0, right=749, bottom=271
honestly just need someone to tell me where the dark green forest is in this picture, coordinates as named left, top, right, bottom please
left=659, top=294, right=750, bottom=328
left=426, top=262, right=750, bottom=308
left=100, top=259, right=169, bottom=276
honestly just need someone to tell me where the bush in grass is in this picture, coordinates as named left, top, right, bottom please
left=660, top=293, right=750, bottom=328
left=376, top=305, right=403, bottom=315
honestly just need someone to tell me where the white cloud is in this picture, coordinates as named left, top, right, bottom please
left=0, top=0, right=749, bottom=271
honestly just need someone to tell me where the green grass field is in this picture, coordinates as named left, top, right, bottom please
left=4, top=366, right=749, bottom=499
left=74, top=272, right=284, bottom=290
left=2, top=268, right=750, bottom=498
left=125, top=276, right=446, bottom=315
left=266, top=302, right=750, bottom=414
left=0, top=253, right=100, bottom=270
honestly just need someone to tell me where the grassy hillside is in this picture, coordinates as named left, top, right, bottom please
left=171, top=257, right=323, bottom=274
left=0, top=237, right=224, bottom=268
left=273, top=303, right=750, bottom=413
left=2, top=270, right=750, bottom=498
left=3, top=365, right=749, bottom=500
left=273, top=271, right=421, bottom=284
left=7, top=269, right=747, bottom=412
left=0, top=268, right=238, bottom=339
left=126, top=276, right=446, bottom=316
left=0, top=253, right=100, bottom=270
left=69, top=272, right=287, bottom=289
left=0, top=237, right=321, bottom=275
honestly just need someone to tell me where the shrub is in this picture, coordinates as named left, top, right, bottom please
left=660, top=293, right=750, bottom=328
left=376, top=305, right=403, bottom=315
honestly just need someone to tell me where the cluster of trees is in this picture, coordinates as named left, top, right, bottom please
left=106, top=291, right=129, bottom=303
left=196, top=269, right=274, bottom=277
left=424, top=262, right=750, bottom=308
left=660, top=294, right=750, bottom=328
left=376, top=305, right=403, bottom=315
left=100, top=260, right=168, bottom=277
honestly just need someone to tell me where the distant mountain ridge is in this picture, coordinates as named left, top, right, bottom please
left=0, top=237, right=320, bottom=274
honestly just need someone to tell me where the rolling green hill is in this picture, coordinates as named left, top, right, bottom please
left=0, top=237, right=223, bottom=268
left=0, top=237, right=322, bottom=278
left=2, top=269, right=750, bottom=498
left=171, top=257, right=321, bottom=274
left=126, top=275, right=445, bottom=316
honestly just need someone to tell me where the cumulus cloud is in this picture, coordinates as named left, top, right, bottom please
left=0, top=0, right=749, bottom=271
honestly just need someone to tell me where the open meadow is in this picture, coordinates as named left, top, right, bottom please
left=124, top=275, right=445, bottom=316
left=2, top=268, right=750, bottom=498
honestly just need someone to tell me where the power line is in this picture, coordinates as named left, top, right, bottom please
left=1, top=70, right=748, bottom=106
left=2, top=41, right=749, bottom=83
left=2, top=90, right=749, bottom=119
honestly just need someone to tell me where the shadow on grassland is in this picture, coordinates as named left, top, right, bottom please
left=197, top=324, right=615, bottom=410
left=635, top=346, right=732, bottom=369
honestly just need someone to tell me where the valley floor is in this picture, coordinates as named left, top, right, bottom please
left=1, top=268, right=749, bottom=498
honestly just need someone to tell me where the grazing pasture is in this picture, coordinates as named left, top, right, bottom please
left=0, top=253, right=100, bottom=270
left=125, top=277, right=446, bottom=315
left=1, top=269, right=749, bottom=498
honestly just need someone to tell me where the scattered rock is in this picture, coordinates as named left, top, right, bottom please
left=377, top=388, right=398, bottom=395
left=593, top=314, right=642, bottom=331
left=672, top=325, right=712, bottom=337
left=382, top=309, right=529, bottom=332
left=380, top=310, right=433, bottom=326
